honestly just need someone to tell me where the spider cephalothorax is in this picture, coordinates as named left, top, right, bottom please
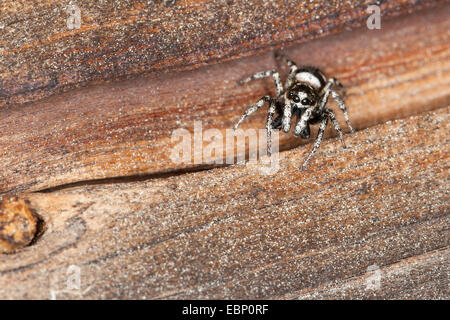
left=233, top=52, right=355, bottom=170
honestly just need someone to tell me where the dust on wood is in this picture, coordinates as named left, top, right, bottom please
left=1, top=5, right=449, bottom=194
left=1, top=0, right=444, bottom=108
left=0, top=107, right=448, bottom=299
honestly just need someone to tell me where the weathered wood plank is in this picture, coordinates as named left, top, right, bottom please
left=0, top=0, right=444, bottom=108
left=280, top=248, right=449, bottom=300
left=1, top=5, right=449, bottom=194
left=0, top=107, right=447, bottom=299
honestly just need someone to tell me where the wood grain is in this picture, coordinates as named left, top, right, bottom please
left=1, top=5, right=449, bottom=194
left=0, top=107, right=448, bottom=299
left=0, top=0, right=444, bottom=108
left=280, top=248, right=449, bottom=299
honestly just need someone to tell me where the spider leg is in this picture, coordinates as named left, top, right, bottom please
left=326, top=109, right=346, bottom=148
left=326, top=78, right=354, bottom=133
left=294, top=107, right=313, bottom=138
left=271, top=103, right=284, bottom=129
left=266, top=100, right=276, bottom=156
left=275, top=52, right=298, bottom=68
left=330, top=90, right=354, bottom=133
left=275, top=52, right=299, bottom=88
left=281, top=103, right=293, bottom=133
left=272, top=115, right=282, bottom=129
left=318, top=83, right=332, bottom=112
left=300, top=116, right=328, bottom=170
left=329, top=77, right=347, bottom=98
left=233, top=96, right=272, bottom=130
left=239, top=70, right=283, bottom=96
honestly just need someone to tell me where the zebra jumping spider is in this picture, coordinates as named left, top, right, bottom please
left=233, top=52, right=355, bottom=170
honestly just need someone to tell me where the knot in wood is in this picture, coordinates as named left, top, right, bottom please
left=0, top=196, right=38, bottom=254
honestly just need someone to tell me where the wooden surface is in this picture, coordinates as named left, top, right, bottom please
left=0, top=0, right=443, bottom=108
left=1, top=4, right=449, bottom=194
left=0, top=107, right=448, bottom=299
left=0, top=1, right=449, bottom=300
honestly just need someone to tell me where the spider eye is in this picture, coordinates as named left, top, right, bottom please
left=291, top=95, right=300, bottom=103
left=301, top=98, right=312, bottom=105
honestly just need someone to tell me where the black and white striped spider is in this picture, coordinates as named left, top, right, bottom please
left=233, top=52, right=355, bottom=170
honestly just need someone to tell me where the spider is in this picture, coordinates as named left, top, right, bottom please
left=233, top=52, right=355, bottom=170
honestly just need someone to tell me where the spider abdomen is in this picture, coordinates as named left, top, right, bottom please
left=295, top=67, right=327, bottom=90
